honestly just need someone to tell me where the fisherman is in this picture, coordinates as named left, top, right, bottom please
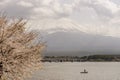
left=80, top=69, right=88, bottom=74
left=84, top=69, right=86, bottom=72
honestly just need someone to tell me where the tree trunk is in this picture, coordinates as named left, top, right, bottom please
left=0, top=62, right=3, bottom=79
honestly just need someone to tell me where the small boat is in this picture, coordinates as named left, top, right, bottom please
left=80, top=69, right=88, bottom=74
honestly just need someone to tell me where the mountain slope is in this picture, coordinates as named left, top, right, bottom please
left=42, top=31, right=120, bottom=56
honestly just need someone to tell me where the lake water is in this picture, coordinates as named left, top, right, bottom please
left=30, top=62, right=120, bottom=80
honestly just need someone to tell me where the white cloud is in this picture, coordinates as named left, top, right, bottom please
left=40, top=0, right=53, bottom=6
left=77, top=0, right=120, bottom=19
left=0, top=0, right=76, bottom=19
left=32, top=0, right=74, bottom=19
left=33, top=7, right=56, bottom=19
left=0, top=0, right=10, bottom=5
left=1, top=0, right=120, bottom=20
left=0, top=0, right=120, bottom=37
left=17, top=1, right=33, bottom=7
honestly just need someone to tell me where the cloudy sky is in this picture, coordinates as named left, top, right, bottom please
left=1, top=0, right=120, bottom=37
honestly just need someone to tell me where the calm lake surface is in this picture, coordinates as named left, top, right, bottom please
left=30, top=62, right=120, bottom=80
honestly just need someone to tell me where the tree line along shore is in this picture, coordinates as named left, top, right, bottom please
left=41, top=55, right=120, bottom=62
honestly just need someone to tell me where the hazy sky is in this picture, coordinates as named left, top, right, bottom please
left=1, top=0, right=120, bottom=37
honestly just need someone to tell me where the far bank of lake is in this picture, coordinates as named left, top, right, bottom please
left=41, top=55, right=120, bottom=62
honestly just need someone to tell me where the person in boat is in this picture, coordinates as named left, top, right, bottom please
left=84, top=69, right=86, bottom=72
left=80, top=69, right=88, bottom=73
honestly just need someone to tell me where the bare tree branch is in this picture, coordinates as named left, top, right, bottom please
left=0, top=16, right=45, bottom=80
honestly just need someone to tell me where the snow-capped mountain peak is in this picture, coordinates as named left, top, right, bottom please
left=30, top=18, right=88, bottom=34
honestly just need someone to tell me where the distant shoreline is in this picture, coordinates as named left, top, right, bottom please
left=41, top=55, right=120, bottom=62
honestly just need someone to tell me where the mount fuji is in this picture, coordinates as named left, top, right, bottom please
left=35, top=19, right=120, bottom=56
